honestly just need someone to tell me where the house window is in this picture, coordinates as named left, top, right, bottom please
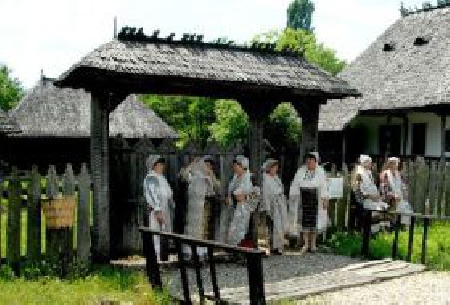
left=411, top=123, right=427, bottom=155
left=445, top=130, right=450, bottom=152
left=383, top=42, right=395, bottom=51
left=414, top=36, right=430, bottom=46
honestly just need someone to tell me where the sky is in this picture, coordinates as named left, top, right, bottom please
left=0, top=0, right=424, bottom=89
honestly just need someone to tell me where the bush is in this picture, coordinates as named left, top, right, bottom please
left=325, top=222, right=450, bottom=270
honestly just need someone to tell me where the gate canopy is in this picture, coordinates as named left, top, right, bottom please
left=55, top=29, right=359, bottom=101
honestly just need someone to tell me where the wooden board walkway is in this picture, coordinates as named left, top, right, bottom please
left=218, top=259, right=425, bottom=304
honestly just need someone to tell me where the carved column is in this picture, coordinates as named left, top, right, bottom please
left=90, top=90, right=126, bottom=262
left=293, top=101, right=321, bottom=165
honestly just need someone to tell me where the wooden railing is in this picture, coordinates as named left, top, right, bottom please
left=360, top=209, right=450, bottom=264
left=139, top=227, right=266, bottom=305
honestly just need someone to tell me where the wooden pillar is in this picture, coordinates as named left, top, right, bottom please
left=293, top=102, right=321, bottom=165
left=441, top=114, right=447, bottom=164
left=91, top=91, right=111, bottom=262
left=240, top=99, right=278, bottom=185
left=342, top=128, right=347, bottom=168
left=403, top=116, right=409, bottom=155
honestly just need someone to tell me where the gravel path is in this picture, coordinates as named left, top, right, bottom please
left=296, top=272, right=450, bottom=305
left=164, top=253, right=364, bottom=297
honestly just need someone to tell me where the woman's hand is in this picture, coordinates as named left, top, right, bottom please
left=322, top=199, right=329, bottom=209
left=235, top=193, right=246, bottom=203
left=225, top=196, right=231, bottom=205
left=154, top=211, right=165, bottom=225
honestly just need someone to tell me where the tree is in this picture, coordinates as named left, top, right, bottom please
left=287, top=0, right=315, bottom=32
left=141, top=94, right=216, bottom=147
left=254, top=28, right=346, bottom=76
left=209, top=100, right=248, bottom=148
left=0, top=64, right=24, bottom=111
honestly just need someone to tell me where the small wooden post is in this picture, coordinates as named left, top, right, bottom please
left=361, top=210, right=372, bottom=257
left=77, top=164, right=91, bottom=266
left=403, top=116, right=409, bottom=155
left=392, top=214, right=401, bottom=260
left=27, top=166, right=42, bottom=263
left=445, top=164, right=450, bottom=216
left=62, top=164, right=76, bottom=270
left=175, top=239, right=191, bottom=304
left=7, top=167, right=21, bottom=274
left=246, top=252, right=266, bottom=305
left=406, top=216, right=415, bottom=262
left=208, top=246, right=220, bottom=301
left=142, top=230, right=162, bottom=289
left=421, top=217, right=430, bottom=264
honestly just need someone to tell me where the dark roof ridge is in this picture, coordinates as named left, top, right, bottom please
left=117, top=26, right=303, bottom=58
left=400, top=1, right=450, bottom=17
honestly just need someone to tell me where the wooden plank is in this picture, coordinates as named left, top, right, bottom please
left=436, top=162, right=445, bottom=216
left=337, top=166, right=349, bottom=229
left=77, top=163, right=91, bottom=266
left=27, top=166, right=42, bottom=262
left=45, top=165, right=60, bottom=269
left=62, top=164, right=76, bottom=270
left=446, top=164, right=450, bottom=216
left=427, top=162, right=438, bottom=215
left=7, top=167, right=21, bottom=274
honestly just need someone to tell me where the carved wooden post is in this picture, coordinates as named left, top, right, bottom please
left=90, top=90, right=126, bottom=262
left=240, top=98, right=278, bottom=248
left=293, top=102, right=321, bottom=165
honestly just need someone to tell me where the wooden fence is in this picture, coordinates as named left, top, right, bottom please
left=326, top=159, right=450, bottom=230
left=0, top=164, right=92, bottom=274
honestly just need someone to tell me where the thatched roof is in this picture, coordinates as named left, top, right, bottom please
left=55, top=31, right=359, bottom=100
left=10, top=78, right=178, bottom=138
left=319, top=7, right=450, bottom=131
left=0, top=108, right=20, bottom=135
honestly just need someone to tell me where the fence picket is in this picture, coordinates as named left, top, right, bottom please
left=428, top=162, right=438, bottom=215
left=7, top=167, right=21, bottom=273
left=27, top=166, right=42, bottom=262
left=445, top=164, right=450, bottom=217
left=77, top=163, right=91, bottom=266
left=45, top=165, right=61, bottom=267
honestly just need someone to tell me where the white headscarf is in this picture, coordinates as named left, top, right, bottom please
left=146, top=154, right=163, bottom=171
left=261, top=159, right=278, bottom=172
left=388, top=157, right=400, bottom=165
left=235, top=155, right=249, bottom=169
left=359, top=154, right=372, bottom=164
left=306, top=152, right=320, bottom=164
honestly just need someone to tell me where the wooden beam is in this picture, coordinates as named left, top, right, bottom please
left=342, top=127, right=347, bottom=167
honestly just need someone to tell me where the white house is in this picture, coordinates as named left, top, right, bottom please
left=318, top=4, right=450, bottom=165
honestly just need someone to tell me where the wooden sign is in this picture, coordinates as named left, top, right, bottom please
left=43, top=196, right=76, bottom=229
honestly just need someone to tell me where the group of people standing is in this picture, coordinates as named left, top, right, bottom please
left=143, top=151, right=330, bottom=261
left=352, top=154, right=413, bottom=233
left=143, top=151, right=411, bottom=261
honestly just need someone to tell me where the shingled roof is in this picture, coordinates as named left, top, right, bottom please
left=55, top=31, right=359, bottom=100
left=0, top=108, right=20, bottom=135
left=10, top=77, right=178, bottom=139
left=319, top=6, right=450, bottom=131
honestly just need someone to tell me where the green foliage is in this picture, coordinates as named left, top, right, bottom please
left=254, top=28, right=346, bottom=76
left=287, top=0, right=315, bottom=32
left=0, top=64, right=24, bottom=111
left=326, top=222, right=450, bottom=271
left=141, top=94, right=216, bottom=147
left=209, top=100, right=249, bottom=148
left=265, top=103, right=301, bottom=150
left=0, top=265, right=171, bottom=304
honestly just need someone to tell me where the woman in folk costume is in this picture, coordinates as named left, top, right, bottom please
left=289, top=152, right=329, bottom=254
left=380, top=157, right=413, bottom=226
left=352, top=154, right=389, bottom=233
left=226, top=155, right=255, bottom=246
left=261, top=159, right=288, bottom=255
left=143, top=155, right=175, bottom=261
left=183, top=157, right=221, bottom=258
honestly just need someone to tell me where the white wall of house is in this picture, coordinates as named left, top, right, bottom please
left=349, top=112, right=449, bottom=157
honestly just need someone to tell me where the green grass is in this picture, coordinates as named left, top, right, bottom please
left=0, top=266, right=171, bottom=305
left=325, top=221, right=450, bottom=270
